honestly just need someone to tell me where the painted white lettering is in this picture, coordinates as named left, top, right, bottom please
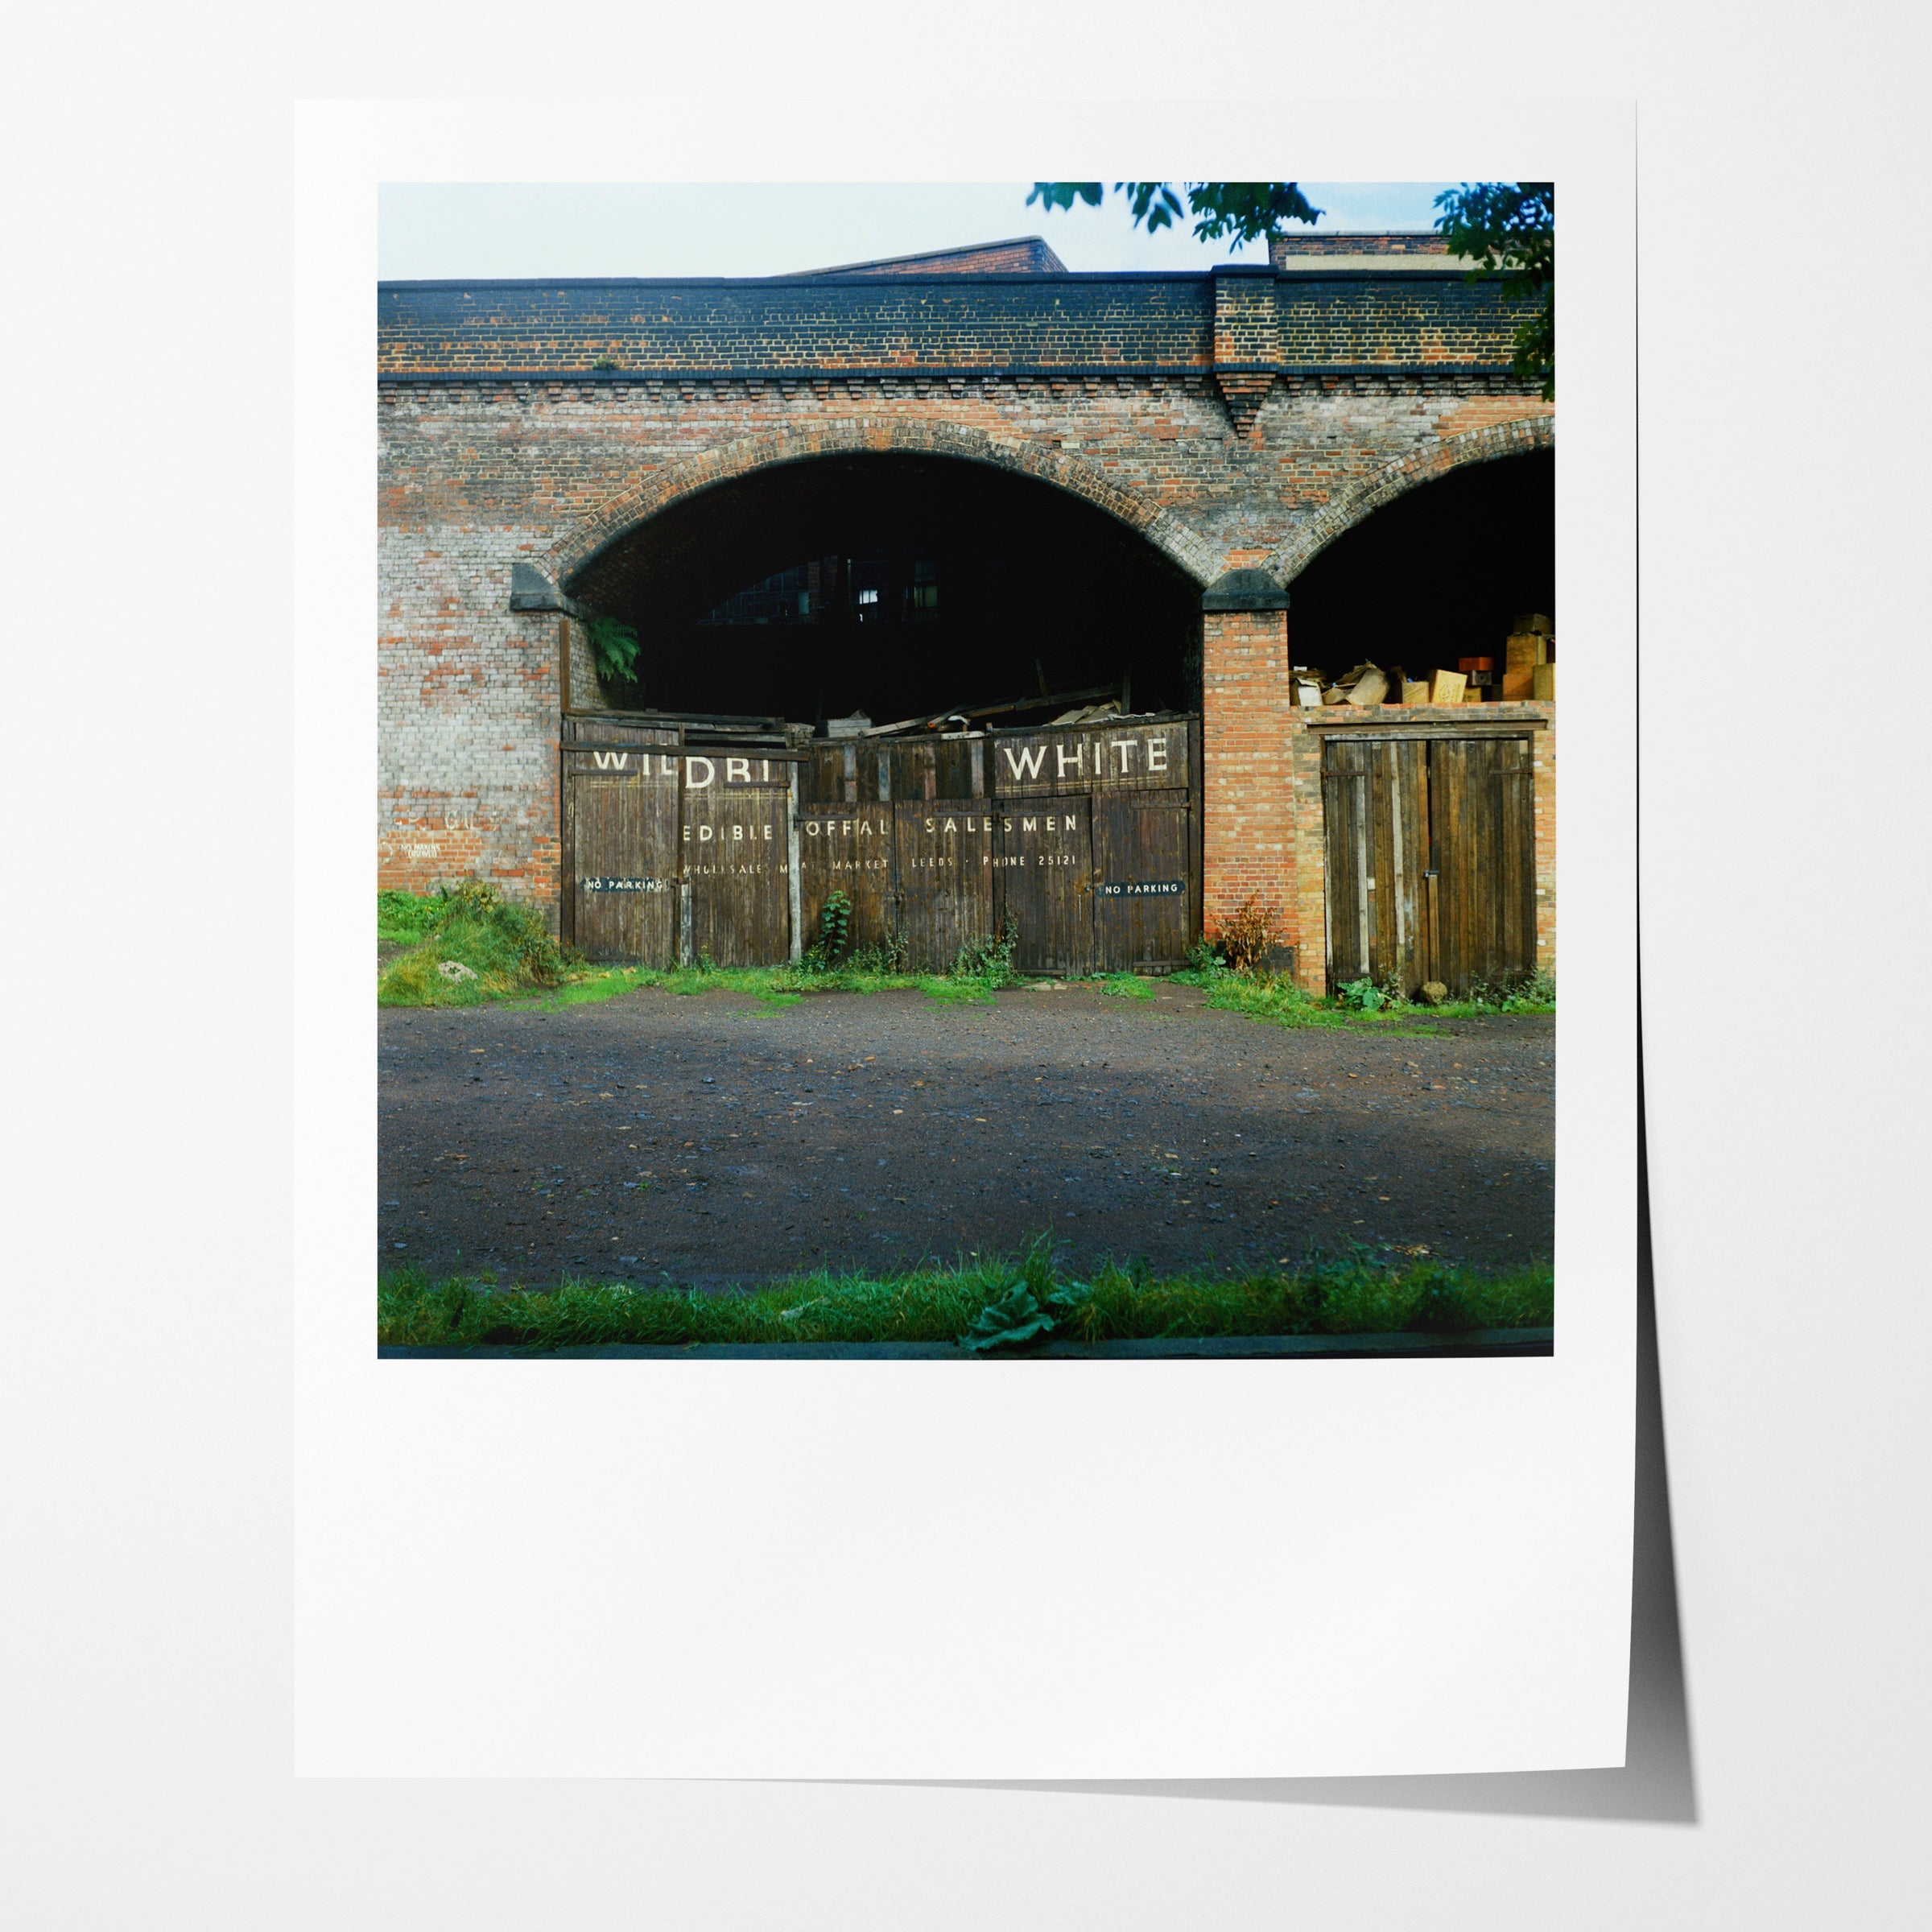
left=1003, top=816, right=1013, bottom=832
left=763, top=824, right=772, bottom=840
left=731, top=824, right=743, bottom=841
left=1002, top=744, right=1046, bottom=782
left=1110, top=739, right=1136, bottom=774
left=1022, top=816, right=1038, bottom=832
left=859, top=819, right=873, bottom=837
left=760, top=759, right=770, bottom=781
left=686, top=757, right=715, bottom=788
left=1056, top=741, right=1086, bottom=778
left=726, top=758, right=750, bottom=782
left=943, top=818, right=957, bottom=834
left=1065, top=811, right=1078, bottom=830
left=592, top=751, right=628, bottom=770
left=1148, top=738, right=1169, bottom=772
left=699, top=825, right=714, bottom=842
left=1046, top=815, right=1056, bottom=832
left=925, top=817, right=935, bottom=832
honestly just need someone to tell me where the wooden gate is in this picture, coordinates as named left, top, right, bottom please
left=1320, top=729, right=1535, bottom=997
left=559, top=717, right=681, bottom=966
left=564, top=712, right=1203, bottom=972
left=682, top=752, right=793, bottom=968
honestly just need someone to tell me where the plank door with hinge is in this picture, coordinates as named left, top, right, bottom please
left=994, top=794, right=1095, bottom=976
left=1092, top=795, right=1192, bottom=971
left=682, top=751, right=793, bottom=967
left=1428, top=735, right=1535, bottom=994
left=893, top=799, right=996, bottom=972
left=562, top=724, right=680, bottom=964
left=1320, top=737, right=1430, bottom=994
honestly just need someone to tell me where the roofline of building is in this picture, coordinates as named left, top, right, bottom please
left=776, top=234, right=1068, bottom=277
left=376, top=266, right=1476, bottom=294
left=375, top=361, right=1523, bottom=385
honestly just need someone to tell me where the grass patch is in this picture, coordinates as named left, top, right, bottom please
left=378, top=1240, right=1553, bottom=1352
left=377, top=884, right=569, bottom=1006
left=378, top=892, right=1038, bottom=1010
left=378, top=889, right=442, bottom=949
left=1092, top=972, right=1157, bottom=999
left=1167, top=960, right=1554, bottom=1032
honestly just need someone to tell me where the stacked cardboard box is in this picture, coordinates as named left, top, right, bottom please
left=1501, top=613, right=1555, bottom=701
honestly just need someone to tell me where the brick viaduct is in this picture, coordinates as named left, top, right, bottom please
left=378, top=233, right=1555, bottom=985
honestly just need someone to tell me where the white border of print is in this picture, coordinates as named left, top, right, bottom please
left=295, top=98, right=1634, bottom=1779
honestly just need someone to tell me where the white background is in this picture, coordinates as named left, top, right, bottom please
left=5, top=4, right=1927, bottom=1926
left=298, top=105, right=1633, bottom=1778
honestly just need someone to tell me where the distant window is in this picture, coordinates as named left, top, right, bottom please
left=857, top=588, right=879, bottom=606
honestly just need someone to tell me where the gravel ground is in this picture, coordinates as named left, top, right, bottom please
left=377, top=982, right=1554, bottom=1286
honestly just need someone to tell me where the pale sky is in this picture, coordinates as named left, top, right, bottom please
left=377, top=181, right=1459, bottom=280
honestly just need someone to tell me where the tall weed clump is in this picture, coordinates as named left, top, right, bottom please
left=378, top=881, right=568, bottom=1005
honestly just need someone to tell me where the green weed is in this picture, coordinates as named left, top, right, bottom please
left=377, top=883, right=569, bottom=1006
left=378, top=1241, right=1553, bottom=1352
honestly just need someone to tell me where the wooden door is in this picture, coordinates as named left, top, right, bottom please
left=1092, top=795, right=1193, bottom=971
left=795, top=799, right=894, bottom=958
left=995, top=795, right=1095, bottom=976
left=561, top=724, right=680, bottom=964
left=683, top=752, right=793, bottom=967
left=893, top=800, right=995, bottom=972
left=1430, top=736, right=1536, bottom=994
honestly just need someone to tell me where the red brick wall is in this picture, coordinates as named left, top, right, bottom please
left=1269, top=231, right=1451, bottom=263
left=376, top=311, right=1551, bottom=924
left=1201, top=606, right=1298, bottom=942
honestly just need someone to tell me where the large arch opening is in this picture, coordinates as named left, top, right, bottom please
left=564, top=452, right=1203, bottom=729
left=1284, top=450, right=1554, bottom=681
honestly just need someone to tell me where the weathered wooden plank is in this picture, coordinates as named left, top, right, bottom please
left=562, top=724, right=681, bottom=964
left=795, top=799, right=895, bottom=959
left=1419, top=734, right=1536, bottom=994
left=996, top=795, right=1095, bottom=976
left=987, top=718, right=1191, bottom=798
left=683, top=766, right=792, bottom=968
left=894, top=800, right=996, bottom=972
left=1092, top=795, right=1191, bottom=969
left=1320, top=737, right=1373, bottom=989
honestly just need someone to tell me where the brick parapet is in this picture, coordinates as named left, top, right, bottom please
left=376, top=272, right=1534, bottom=380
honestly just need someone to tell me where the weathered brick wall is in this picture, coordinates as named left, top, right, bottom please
left=1201, top=606, right=1298, bottom=938
left=377, top=270, right=1530, bottom=378
left=376, top=532, right=565, bottom=899
left=375, top=266, right=1554, bottom=932
left=1270, top=231, right=1451, bottom=263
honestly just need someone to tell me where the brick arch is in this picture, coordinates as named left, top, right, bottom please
left=1266, top=414, right=1554, bottom=587
left=545, top=416, right=1220, bottom=592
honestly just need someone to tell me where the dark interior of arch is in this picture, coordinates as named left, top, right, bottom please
left=564, top=452, right=1203, bottom=728
left=1286, top=450, right=1554, bottom=679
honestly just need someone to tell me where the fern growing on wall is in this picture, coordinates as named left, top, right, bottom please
left=583, top=611, right=641, bottom=687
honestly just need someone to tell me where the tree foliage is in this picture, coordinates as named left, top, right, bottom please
left=1433, top=181, right=1554, bottom=398
left=1028, top=178, right=1554, bottom=397
left=1028, top=180, right=1321, bottom=246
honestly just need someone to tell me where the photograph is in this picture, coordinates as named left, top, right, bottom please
left=373, top=179, right=1559, bottom=1360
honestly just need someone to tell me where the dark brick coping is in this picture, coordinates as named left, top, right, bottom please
left=377, top=362, right=1523, bottom=386
left=375, top=266, right=1474, bottom=294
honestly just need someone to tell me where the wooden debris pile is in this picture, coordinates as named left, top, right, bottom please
left=1290, top=613, right=1555, bottom=710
